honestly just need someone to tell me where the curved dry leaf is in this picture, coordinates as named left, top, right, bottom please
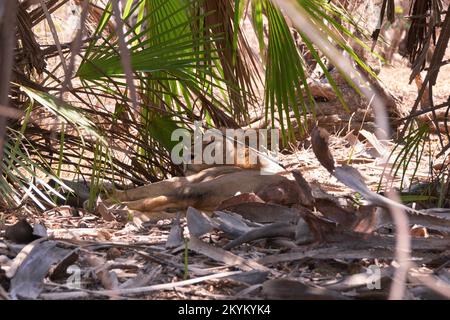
left=5, top=219, right=39, bottom=244
left=186, top=207, right=217, bottom=237
left=188, top=236, right=269, bottom=272
left=9, top=240, right=73, bottom=299
left=223, top=222, right=296, bottom=250
left=262, top=278, right=351, bottom=300
left=311, top=127, right=335, bottom=173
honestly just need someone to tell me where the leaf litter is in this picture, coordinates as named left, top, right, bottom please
left=1, top=129, right=449, bottom=300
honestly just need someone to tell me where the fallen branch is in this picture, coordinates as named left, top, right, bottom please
left=40, top=270, right=242, bottom=299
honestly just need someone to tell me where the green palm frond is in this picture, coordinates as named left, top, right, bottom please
left=20, top=86, right=107, bottom=146
left=1, top=85, right=111, bottom=210
left=380, top=123, right=429, bottom=191
left=264, top=0, right=315, bottom=143
left=78, top=0, right=232, bottom=119
left=1, top=129, right=73, bottom=210
left=251, top=0, right=377, bottom=142
left=2, top=0, right=385, bottom=212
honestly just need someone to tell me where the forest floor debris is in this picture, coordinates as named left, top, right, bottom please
left=1, top=55, right=450, bottom=300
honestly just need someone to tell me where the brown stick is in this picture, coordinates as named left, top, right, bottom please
left=0, top=0, right=18, bottom=163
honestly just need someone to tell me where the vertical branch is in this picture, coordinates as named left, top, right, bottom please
left=60, top=0, right=90, bottom=97
left=40, top=0, right=69, bottom=76
left=0, top=0, right=18, bottom=164
left=272, top=0, right=412, bottom=300
left=111, top=0, right=138, bottom=112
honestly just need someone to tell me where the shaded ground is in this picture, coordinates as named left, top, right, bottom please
left=1, top=54, right=450, bottom=300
